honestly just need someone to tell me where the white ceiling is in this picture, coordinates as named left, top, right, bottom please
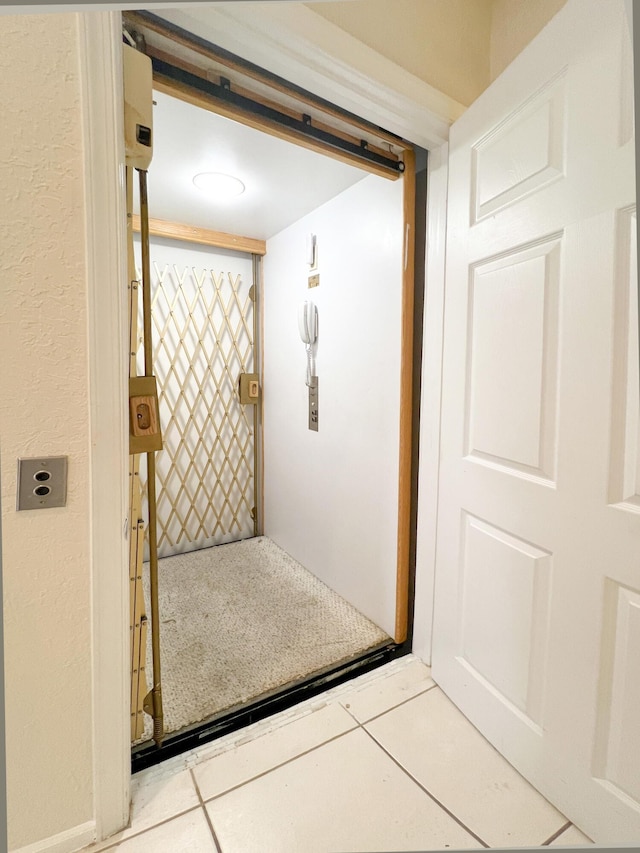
left=135, top=90, right=370, bottom=241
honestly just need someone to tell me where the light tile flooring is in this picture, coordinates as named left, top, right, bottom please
left=87, top=656, right=593, bottom=852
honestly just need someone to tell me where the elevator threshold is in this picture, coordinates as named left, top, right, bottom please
left=132, top=639, right=406, bottom=773
left=132, top=536, right=409, bottom=773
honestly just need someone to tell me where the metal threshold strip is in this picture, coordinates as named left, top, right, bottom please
left=131, top=639, right=409, bottom=774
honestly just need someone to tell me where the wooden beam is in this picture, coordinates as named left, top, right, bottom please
left=131, top=215, right=267, bottom=256
left=394, top=147, right=417, bottom=645
left=145, top=43, right=401, bottom=169
left=123, top=10, right=411, bottom=154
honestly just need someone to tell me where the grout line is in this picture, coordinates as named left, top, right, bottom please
left=360, top=726, right=490, bottom=849
left=201, top=725, right=359, bottom=804
left=349, top=680, right=438, bottom=725
left=541, top=820, right=572, bottom=846
left=94, top=805, right=202, bottom=851
left=190, top=769, right=223, bottom=853
left=341, top=704, right=361, bottom=726
left=361, top=688, right=574, bottom=850
left=134, top=665, right=436, bottom=789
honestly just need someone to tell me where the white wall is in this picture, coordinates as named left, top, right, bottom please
left=263, top=174, right=404, bottom=638
left=0, top=14, right=94, bottom=851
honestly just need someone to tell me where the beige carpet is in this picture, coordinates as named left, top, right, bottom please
left=138, top=536, right=389, bottom=742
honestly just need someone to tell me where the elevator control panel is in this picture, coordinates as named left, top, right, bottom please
left=308, top=377, right=319, bottom=432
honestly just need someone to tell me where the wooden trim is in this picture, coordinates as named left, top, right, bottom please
left=153, top=76, right=401, bottom=183
left=145, top=43, right=401, bottom=168
left=395, top=148, right=417, bottom=645
left=131, top=215, right=267, bottom=255
left=258, top=256, right=265, bottom=536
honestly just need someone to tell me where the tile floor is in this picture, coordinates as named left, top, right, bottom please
left=86, top=656, right=593, bottom=852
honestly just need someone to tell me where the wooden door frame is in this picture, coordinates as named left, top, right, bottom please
left=84, top=8, right=453, bottom=843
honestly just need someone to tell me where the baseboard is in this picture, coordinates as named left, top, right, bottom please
left=11, top=821, right=96, bottom=853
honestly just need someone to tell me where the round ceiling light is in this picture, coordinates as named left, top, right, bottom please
left=192, top=172, right=246, bottom=199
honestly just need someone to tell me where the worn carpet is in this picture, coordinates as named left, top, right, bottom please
left=138, top=536, right=389, bottom=742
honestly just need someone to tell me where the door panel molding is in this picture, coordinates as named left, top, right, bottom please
left=432, top=0, right=639, bottom=841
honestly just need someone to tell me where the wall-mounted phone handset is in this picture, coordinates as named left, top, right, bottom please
left=298, top=301, right=317, bottom=345
left=298, top=301, right=317, bottom=386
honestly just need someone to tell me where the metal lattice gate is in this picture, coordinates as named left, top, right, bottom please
left=134, top=237, right=257, bottom=558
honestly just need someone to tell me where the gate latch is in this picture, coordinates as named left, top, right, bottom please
left=239, top=373, right=260, bottom=405
left=129, top=375, right=163, bottom=454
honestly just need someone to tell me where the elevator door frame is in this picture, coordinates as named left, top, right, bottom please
left=124, top=9, right=419, bottom=647
left=128, top=72, right=425, bottom=776
left=82, top=10, right=448, bottom=839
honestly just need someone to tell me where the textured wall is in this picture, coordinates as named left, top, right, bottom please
left=0, top=14, right=94, bottom=850
left=490, top=0, right=568, bottom=80
left=305, top=0, right=493, bottom=106
left=263, top=175, right=403, bottom=637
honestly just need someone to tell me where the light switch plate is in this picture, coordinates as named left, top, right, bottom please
left=17, top=456, right=68, bottom=510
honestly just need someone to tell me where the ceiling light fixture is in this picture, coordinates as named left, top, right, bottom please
left=192, top=172, right=246, bottom=200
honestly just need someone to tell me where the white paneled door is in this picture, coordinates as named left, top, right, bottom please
left=432, top=0, right=639, bottom=842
